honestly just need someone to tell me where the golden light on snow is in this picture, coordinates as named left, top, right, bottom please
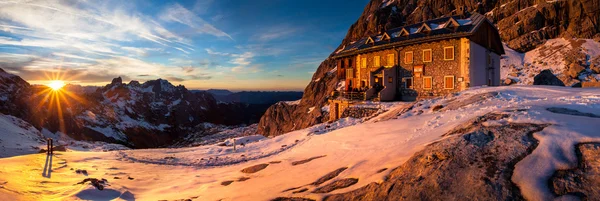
left=47, top=80, right=66, bottom=91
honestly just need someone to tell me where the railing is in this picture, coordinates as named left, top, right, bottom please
left=331, top=91, right=367, bottom=101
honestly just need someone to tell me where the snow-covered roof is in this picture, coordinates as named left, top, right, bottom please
left=334, top=12, right=493, bottom=58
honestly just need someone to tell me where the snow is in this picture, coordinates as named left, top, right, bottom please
left=1, top=86, right=600, bottom=200
left=0, top=114, right=45, bottom=158
left=282, top=99, right=300, bottom=105
left=456, top=18, right=472, bottom=25
left=501, top=38, right=600, bottom=85
left=380, top=0, right=395, bottom=8
left=307, top=106, right=315, bottom=113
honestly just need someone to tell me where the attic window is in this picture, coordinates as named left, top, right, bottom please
left=443, top=18, right=460, bottom=29
left=416, top=23, right=431, bottom=34
left=366, top=37, right=375, bottom=45
left=399, top=28, right=410, bottom=37
left=382, top=33, right=391, bottom=41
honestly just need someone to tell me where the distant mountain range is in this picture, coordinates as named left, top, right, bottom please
left=0, top=70, right=300, bottom=148
left=198, top=89, right=302, bottom=105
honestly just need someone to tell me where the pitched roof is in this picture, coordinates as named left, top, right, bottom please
left=333, top=12, right=502, bottom=58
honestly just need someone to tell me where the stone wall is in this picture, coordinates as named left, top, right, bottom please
left=398, top=38, right=463, bottom=99
left=340, top=106, right=380, bottom=119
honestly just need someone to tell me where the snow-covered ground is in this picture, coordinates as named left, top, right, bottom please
left=501, top=38, right=600, bottom=85
left=1, top=86, right=600, bottom=201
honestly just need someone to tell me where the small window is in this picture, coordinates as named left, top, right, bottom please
left=444, top=46, right=454, bottom=60
left=444, top=76, right=455, bottom=89
left=404, top=77, right=413, bottom=88
left=405, top=52, right=413, bottom=64
left=423, top=49, right=432, bottom=62
left=388, top=76, right=393, bottom=83
left=361, top=58, right=367, bottom=68
left=346, top=69, right=354, bottom=79
left=423, top=76, right=432, bottom=90
left=386, top=54, right=394, bottom=67
left=373, top=56, right=380, bottom=67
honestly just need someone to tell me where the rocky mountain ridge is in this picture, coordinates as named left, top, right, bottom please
left=0, top=70, right=270, bottom=148
left=257, top=0, right=600, bottom=137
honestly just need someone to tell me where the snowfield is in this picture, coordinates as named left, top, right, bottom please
left=1, top=86, right=600, bottom=200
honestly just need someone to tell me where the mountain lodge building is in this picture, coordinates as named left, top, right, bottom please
left=329, top=12, right=504, bottom=121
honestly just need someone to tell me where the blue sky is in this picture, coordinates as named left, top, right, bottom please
left=0, top=0, right=368, bottom=91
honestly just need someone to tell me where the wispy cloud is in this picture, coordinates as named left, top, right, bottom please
left=254, top=25, right=300, bottom=42
left=160, top=3, right=232, bottom=40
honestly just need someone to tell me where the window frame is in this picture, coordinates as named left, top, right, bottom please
left=386, top=54, right=395, bottom=67
left=422, top=49, right=432, bottom=63
left=423, top=76, right=433, bottom=90
left=373, top=56, right=380, bottom=67
left=444, top=75, right=455, bottom=89
left=361, top=57, right=367, bottom=68
left=444, top=46, right=455, bottom=61
left=404, top=77, right=413, bottom=89
left=404, top=51, right=413, bottom=64
left=346, top=69, right=354, bottom=79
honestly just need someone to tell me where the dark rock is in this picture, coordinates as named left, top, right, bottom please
left=221, top=181, right=234, bottom=186
left=312, top=167, right=348, bottom=186
left=271, top=197, right=315, bottom=201
left=324, top=113, right=547, bottom=200
left=291, top=155, right=326, bottom=166
left=76, top=178, right=108, bottom=191
left=431, top=105, right=444, bottom=112
left=551, top=143, right=600, bottom=199
left=292, top=188, right=308, bottom=194
left=312, top=178, right=359, bottom=193
left=110, top=77, right=123, bottom=85
left=241, top=164, right=269, bottom=173
left=533, top=69, right=565, bottom=86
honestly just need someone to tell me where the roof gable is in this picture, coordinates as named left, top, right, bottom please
left=416, top=23, right=432, bottom=34
left=365, top=36, right=375, bottom=44
left=443, top=18, right=460, bottom=29
left=382, top=32, right=391, bottom=41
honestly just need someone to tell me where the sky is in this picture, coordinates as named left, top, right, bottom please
left=0, top=0, right=368, bottom=91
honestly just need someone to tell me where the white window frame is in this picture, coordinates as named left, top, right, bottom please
left=405, top=51, right=413, bottom=64
left=422, top=49, right=432, bottom=62
left=423, top=76, right=433, bottom=90
left=444, top=46, right=455, bottom=61
left=444, top=76, right=455, bottom=89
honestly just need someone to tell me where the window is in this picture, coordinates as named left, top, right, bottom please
left=404, top=77, right=413, bottom=88
left=361, top=58, right=367, bottom=68
left=444, top=46, right=454, bottom=60
left=405, top=52, right=413, bottom=64
left=386, top=54, right=395, bottom=67
left=388, top=76, right=393, bottom=83
left=423, top=76, right=432, bottom=90
left=423, top=49, right=432, bottom=62
left=444, top=76, right=455, bottom=89
left=373, top=56, right=380, bottom=67
left=341, top=60, right=345, bottom=68
left=346, top=69, right=354, bottom=79
left=356, top=57, right=360, bottom=68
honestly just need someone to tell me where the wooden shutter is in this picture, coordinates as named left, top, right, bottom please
left=374, top=56, right=380, bottom=67
left=444, top=46, right=454, bottom=60
left=405, top=52, right=413, bottom=64
left=444, top=76, right=455, bottom=89
left=423, top=49, right=432, bottom=62
left=423, top=77, right=432, bottom=89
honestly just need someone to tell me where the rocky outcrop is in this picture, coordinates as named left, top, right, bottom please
left=551, top=143, right=600, bottom=200
left=258, top=0, right=600, bottom=137
left=323, top=113, right=547, bottom=200
left=533, top=69, right=565, bottom=86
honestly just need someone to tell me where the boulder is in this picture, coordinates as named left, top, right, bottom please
left=533, top=70, right=565, bottom=86
left=503, top=78, right=514, bottom=86
left=565, top=63, right=585, bottom=79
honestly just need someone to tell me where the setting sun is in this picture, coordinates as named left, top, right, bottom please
left=47, top=80, right=65, bottom=91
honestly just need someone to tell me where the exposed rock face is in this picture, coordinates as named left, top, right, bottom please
left=551, top=143, right=600, bottom=200
left=533, top=69, right=566, bottom=86
left=324, top=113, right=547, bottom=200
left=0, top=68, right=30, bottom=116
left=258, top=0, right=600, bottom=137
